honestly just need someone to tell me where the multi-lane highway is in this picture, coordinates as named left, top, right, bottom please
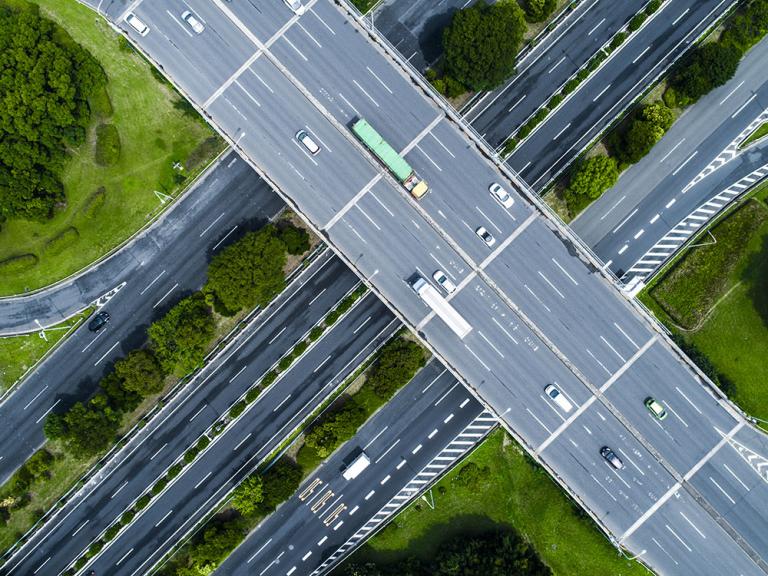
left=505, top=0, right=736, bottom=189
left=574, top=36, right=768, bottom=283
left=216, top=362, right=495, bottom=576
left=105, top=0, right=768, bottom=574
left=0, top=154, right=283, bottom=483
left=3, top=255, right=398, bottom=575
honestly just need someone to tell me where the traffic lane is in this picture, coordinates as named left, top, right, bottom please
left=6, top=256, right=360, bottom=576
left=211, top=56, right=381, bottom=226
left=128, top=0, right=255, bottom=103
left=472, top=0, right=644, bottom=146
left=267, top=0, right=438, bottom=146
left=627, top=488, right=765, bottom=576
left=484, top=221, right=651, bottom=386
left=81, top=296, right=399, bottom=576
left=216, top=0, right=295, bottom=43
left=687, top=431, right=768, bottom=560
left=222, top=366, right=484, bottom=575
left=425, top=275, right=592, bottom=448
left=509, top=0, right=727, bottom=188
left=0, top=160, right=282, bottom=482
left=540, top=402, right=677, bottom=536
left=604, top=341, right=738, bottom=473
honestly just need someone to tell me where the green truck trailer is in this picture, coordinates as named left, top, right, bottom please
left=351, top=118, right=429, bottom=199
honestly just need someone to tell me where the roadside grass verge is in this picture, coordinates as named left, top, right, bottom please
left=0, top=0, right=223, bottom=295
left=641, top=182, right=768, bottom=425
left=0, top=311, right=91, bottom=395
left=741, top=121, right=768, bottom=148
left=345, top=429, right=646, bottom=576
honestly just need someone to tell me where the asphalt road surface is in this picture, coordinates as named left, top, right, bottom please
left=3, top=256, right=394, bottom=575
left=506, top=0, right=737, bottom=190
left=109, top=0, right=768, bottom=573
left=573, top=36, right=768, bottom=282
left=216, top=361, right=493, bottom=576
left=0, top=154, right=282, bottom=483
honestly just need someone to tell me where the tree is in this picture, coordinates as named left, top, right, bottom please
left=641, top=101, right=674, bottom=131
left=101, top=370, right=142, bottom=412
left=368, top=338, right=425, bottom=400
left=148, top=293, right=215, bottom=376
left=259, top=459, right=303, bottom=512
left=567, top=155, right=619, bottom=199
left=205, top=225, right=287, bottom=314
left=672, top=42, right=741, bottom=104
left=114, top=349, right=165, bottom=397
left=279, top=224, right=310, bottom=255
left=304, top=400, right=366, bottom=458
left=523, top=0, right=557, bottom=22
left=60, top=395, right=122, bottom=457
left=43, top=412, right=68, bottom=440
left=0, top=3, right=105, bottom=221
left=231, top=474, right=264, bottom=516
left=188, top=523, right=244, bottom=573
left=443, top=0, right=526, bottom=91
left=26, top=449, right=54, bottom=480
left=621, top=120, right=665, bottom=164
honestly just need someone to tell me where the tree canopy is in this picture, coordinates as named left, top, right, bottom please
left=0, top=3, right=105, bottom=221
left=567, top=155, right=619, bottom=199
left=205, top=224, right=288, bottom=314
left=671, top=42, right=741, bottom=105
left=230, top=474, right=264, bottom=516
left=148, top=292, right=215, bottom=376
left=114, top=349, right=165, bottom=397
left=442, top=0, right=526, bottom=91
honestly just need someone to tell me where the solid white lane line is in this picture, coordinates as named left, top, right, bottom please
left=422, top=369, right=447, bottom=394
left=212, top=225, right=239, bottom=251
left=155, top=508, right=174, bottom=527
left=613, top=208, right=638, bottom=234
left=508, top=94, right=526, bottom=113
left=194, top=471, right=213, bottom=490
left=592, top=84, right=611, bottom=102
left=23, top=386, right=49, bottom=410
left=94, top=341, right=120, bottom=366
left=553, top=122, right=571, bottom=141
left=273, top=394, right=292, bottom=412
left=149, top=443, right=167, bottom=461
left=81, top=331, right=105, bottom=353
left=140, top=270, right=167, bottom=295
left=33, top=557, right=51, bottom=574
left=719, top=80, right=745, bottom=105
left=229, top=365, right=248, bottom=383
left=200, top=212, right=225, bottom=237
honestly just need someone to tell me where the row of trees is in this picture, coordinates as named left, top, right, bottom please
left=42, top=224, right=309, bottom=459
left=0, top=3, right=106, bottom=221
left=163, top=336, right=426, bottom=576
left=343, top=529, right=552, bottom=576
left=566, top=0, right=768, bottom=214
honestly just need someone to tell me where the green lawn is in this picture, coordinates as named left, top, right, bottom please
left=742, top=121, right=768, bottom=148
left=642, top=182, right=768, bottom=425
left=347, top=429, right=646, bottom=576
left=0, top=311, right=90, bottom=394
left=0, top=0, right=223, bottom=295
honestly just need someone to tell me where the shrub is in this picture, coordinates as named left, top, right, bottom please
left=114, top=349, right=165, bottom=397
left=104, top=524, right=121, bottom=541
left=82, top=187, right=106, bottom=218
left=646, top=0, right=662, bottom=14
left=135, top=494, right=151, bottom=510
left=454, top=462, right=489, bottom=488
left=245, top=387, right=261, bottom=403
left=628, top=12, right=648, bottom=32
left=523, top=0, right=557, bottom=22
left=609, top=31, right=628, bottom=51
left=671, top=42, right=742, bottom=105
left=293, top=340, right=309, bottom=357
left=259, top=459, right=303, bottom=512
left=562, top=78, right=580, bottom=95
left=121, top=510, right=136, bottom=525
left=184, top=447, right=199, bottom=463
left=262, top=371, right=278, bottom=387
left=368, top=338, right=426, bottom=400
left=231, top=474, right=264, bottom=516
left=88, top=540, right=104, bottom=556
left=308, top=325, right=324, bottom=342
left=568, top=155, right=619, bottom=200
left=277, top=356, right=293, bottom=372
left=152, top=477, right=169, bottom=496
left=547, top=93, right=564, bottom=109
left=74, top=557, right=88, bottom=570
left=229, top=400, right=247, bottom=419
left=94, top=123, right=121, bottom=166
left=279, top=225, right=310, bottom=255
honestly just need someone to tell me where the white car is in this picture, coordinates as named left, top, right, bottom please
left=125, top=13, right=149, bottom=36
left=544, top=384, right=573, bottom=413
left=489, top=182, right=514, bottom=209
left=181, top=10, right=205, bottom=34
left=296, top=130, right=320, bottom=155
left=283, top=0, right=306, bottom=15
left=432, top=270, right=456, bottom=294
left=475, top=226, right=495, bottom=248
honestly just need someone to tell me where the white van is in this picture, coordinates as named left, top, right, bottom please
left=125, top=13, right=149, bottom=36
left=544, top=384, right=573, bottom=413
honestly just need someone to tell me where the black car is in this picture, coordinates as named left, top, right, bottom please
left=88, top=311, right=110, bottom=332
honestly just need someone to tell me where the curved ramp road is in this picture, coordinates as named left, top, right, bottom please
left=0, top=154, right=282, bottom=483
left=2, top=255, right=366, bottom=575
left=506, top=0, right=736, bottom=189
left=112, top=0, right=768, bottom=573
left=573, top=37, right=768, bottom=281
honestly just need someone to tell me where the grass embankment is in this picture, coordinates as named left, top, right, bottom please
left=642, top=182, right=768, bottom=425
left=0, top=311, right=90, bottom=394
left=742, top=121, right=768, bottom=148
left=346, top=429, right=645, bottom=576
left=0, top=0, right=223, bottom=295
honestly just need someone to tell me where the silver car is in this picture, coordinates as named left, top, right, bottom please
left=489, top=182, right=514, bottom=209
left=283, top=0, right=306, bottom=15
left=181, top=11, right=205, bottom=34
left=476, top=226, right=496, bottom=248
left=432, top=270, right=456, bottom=294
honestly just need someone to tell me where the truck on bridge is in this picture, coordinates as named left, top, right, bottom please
left=411, top=276, right=472, bottom=339
left=351, top=118, right=429, bottom=199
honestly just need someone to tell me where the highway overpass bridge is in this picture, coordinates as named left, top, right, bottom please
left=83, top=0, right=768, bottom=574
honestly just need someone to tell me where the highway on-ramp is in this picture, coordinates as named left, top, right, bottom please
left=109, top=0, right=768, bottom=574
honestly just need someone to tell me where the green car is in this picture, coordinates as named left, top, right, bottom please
left=645, top=397, right=667, bottom=420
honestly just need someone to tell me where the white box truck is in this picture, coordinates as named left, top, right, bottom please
left=411, top=276, right=472, bottom=339
left=342, top=451, right=371, bottom=480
